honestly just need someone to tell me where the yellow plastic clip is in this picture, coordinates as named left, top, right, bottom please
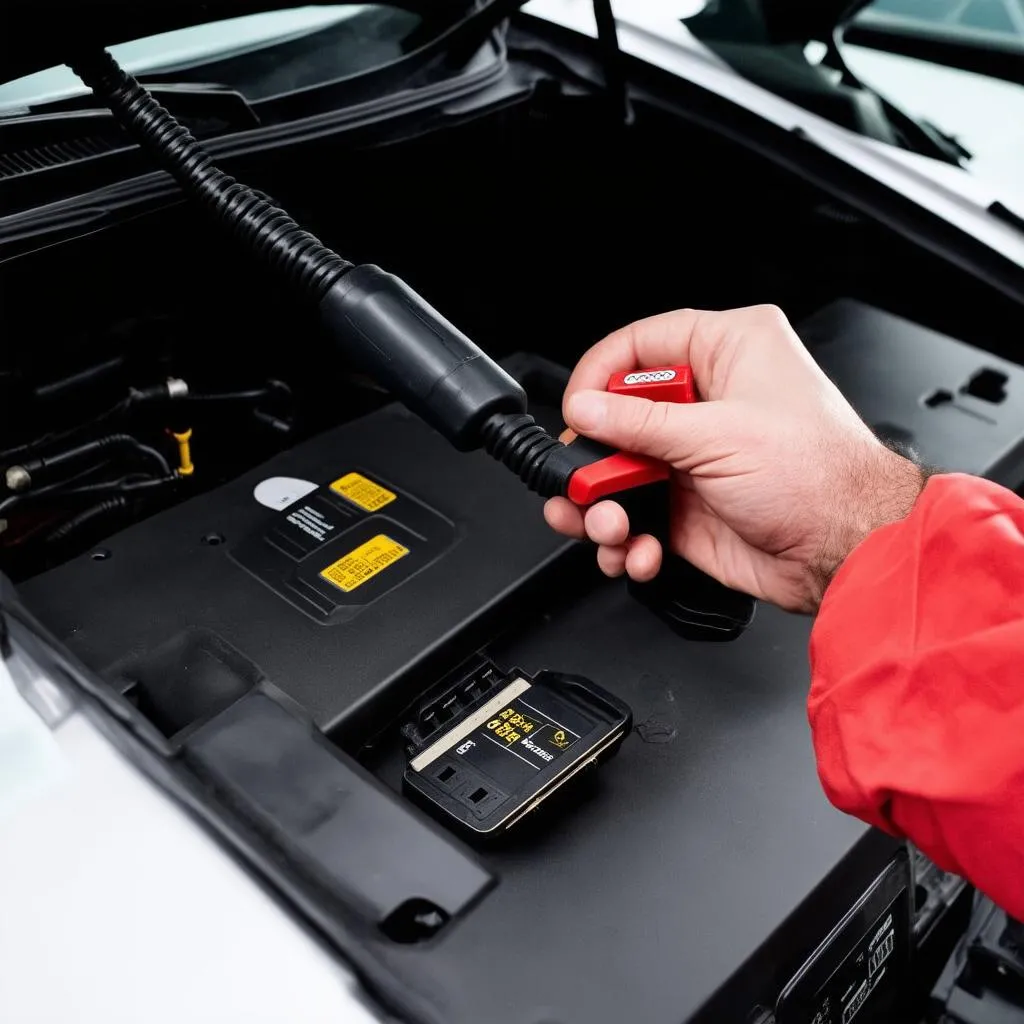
left=172, top=428, right=194, bottom=476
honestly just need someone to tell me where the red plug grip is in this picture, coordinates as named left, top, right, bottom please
left=565, top=365, right=695, bottom=505
left=567, top=452, right=667, bottom=505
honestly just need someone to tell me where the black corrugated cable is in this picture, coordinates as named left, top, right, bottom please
left=68, top=46, right=591, bottom=494
left=69, top=51, right=352, bottom=301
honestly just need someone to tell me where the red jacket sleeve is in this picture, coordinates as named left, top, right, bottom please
left=809, top=472, right=1024, bottom=919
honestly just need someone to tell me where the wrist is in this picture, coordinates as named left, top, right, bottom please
left=809, top=445, right=928, bottom=609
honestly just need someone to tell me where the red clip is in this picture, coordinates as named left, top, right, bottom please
left=566, top=365, right=696, bottom=506
left=606, top=365, right=695, bottom=404
left=567, top=452, right=667, bottom=505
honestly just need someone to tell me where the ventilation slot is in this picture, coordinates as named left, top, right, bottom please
left=962, top=368, right=1008, bottom=404
left=0, top=134, right=125, bottom=179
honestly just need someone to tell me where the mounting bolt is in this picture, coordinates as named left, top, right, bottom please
left=5, top=465, right=32, bottom=492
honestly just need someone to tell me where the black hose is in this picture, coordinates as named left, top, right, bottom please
left=131, top=441, right=172, bottom=477
left=11, top=433, right=170, bottom=487
left=0, top=395, right=138, bottom=466
left=71, top=49, right=577, bottom=497
left=0, top=474, right=178, bottom=525
left=34, top=356, right=125, bottom=401
left=44, top=496, right=128, bottom=546
left=57, top=474, right=179, bottom=499
left=0, top=464, right=109, bottom=518
left=186, top=379, right=292, bottom=406
left=68, top=51, right=352, bottom=301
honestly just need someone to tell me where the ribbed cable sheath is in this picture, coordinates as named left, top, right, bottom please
left=70, top=51, right=352, bottom=300
left=479, top=413, right=571, bottom=497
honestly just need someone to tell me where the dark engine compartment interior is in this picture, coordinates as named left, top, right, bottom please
left=6, top=37, right=1024, bottom=1024
left=5, top=72, right=1024, bottom=578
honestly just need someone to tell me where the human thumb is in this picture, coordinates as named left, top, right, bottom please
left=565, top=389, right=722, bottom=465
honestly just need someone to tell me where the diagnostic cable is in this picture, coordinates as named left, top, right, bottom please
left=68, top=35, right=754, bottom=641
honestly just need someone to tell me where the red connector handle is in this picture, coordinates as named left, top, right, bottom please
left=566, top=366, right=694, bottom=506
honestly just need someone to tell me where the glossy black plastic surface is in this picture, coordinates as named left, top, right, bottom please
left=362, top=586, right=902, bottom=1023
left=184, top=689, right=494, bottom=929
left=20, top=343, right=909, bottom=1023
left=803, top=299, right=1024, bottom=486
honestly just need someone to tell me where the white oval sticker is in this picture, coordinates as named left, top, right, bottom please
left=253, top=476, right=318, bottom=511
left=623, top=369, right=676, bottom=385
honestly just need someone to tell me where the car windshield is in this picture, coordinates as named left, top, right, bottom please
left=0, top=4, right=423, bottom=114
left=842, top=0, right=1024, bottom=197
left=682, top=0, right=1024, bottom=204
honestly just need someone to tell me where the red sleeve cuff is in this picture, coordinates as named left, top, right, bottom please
left=809, top=473, right=1024, bottom=917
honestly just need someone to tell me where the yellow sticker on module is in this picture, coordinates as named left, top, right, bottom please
left=330, top=472, right=396, bottom=512
left=320, top=534, right=409, bottom=593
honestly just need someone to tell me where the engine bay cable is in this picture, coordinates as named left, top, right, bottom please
left=5, top=433, right=171, bottom=493
left=69, top=51, right=353, bottom=302
left=43, top=496, right=129, bottom=546
left=68, top=48, right=585, bottom=495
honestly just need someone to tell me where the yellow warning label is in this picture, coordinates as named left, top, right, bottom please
left=330, top=472, right=396, bottom=512
left=320, top=534, right=409, bottom=592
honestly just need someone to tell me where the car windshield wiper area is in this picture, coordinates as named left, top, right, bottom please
left=683, top=4, right=967, bottom=167
left=0, top=84, right=259, bottom=196
left=0, top=0, right=530, bottom=212
left=9, top=80, right=260, bottom=124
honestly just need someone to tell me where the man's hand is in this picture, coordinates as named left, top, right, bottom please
left=544, top=305, right=926, bottom=612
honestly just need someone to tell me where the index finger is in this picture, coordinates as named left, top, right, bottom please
left=564, top=309, right=710, bottom=408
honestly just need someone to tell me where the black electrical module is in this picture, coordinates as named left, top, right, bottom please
left=402, top=659, right=632, bottom=839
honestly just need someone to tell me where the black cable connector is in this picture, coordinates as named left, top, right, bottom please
left=5, top=434, right=171, bottom=493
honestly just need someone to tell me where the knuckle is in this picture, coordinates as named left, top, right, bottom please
left=620, top=319, right=643, bottom=356
left=752, top=303, right=789, bottom=329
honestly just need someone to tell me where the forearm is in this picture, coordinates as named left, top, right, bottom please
left=809, top=473, right=1024, bottom=919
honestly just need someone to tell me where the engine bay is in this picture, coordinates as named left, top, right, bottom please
left=6, top=22, right=1024, bottom=1024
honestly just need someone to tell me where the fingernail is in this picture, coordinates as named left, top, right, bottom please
left=567, top=390, right=607, bottom=432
